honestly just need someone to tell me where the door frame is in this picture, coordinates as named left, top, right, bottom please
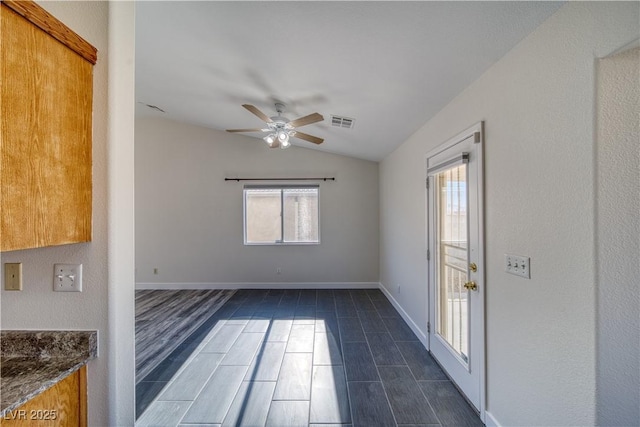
left=425, top=121, right=486, bottom=420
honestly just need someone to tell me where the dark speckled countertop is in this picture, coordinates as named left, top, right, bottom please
left=0, top=330, right=97, bottom=417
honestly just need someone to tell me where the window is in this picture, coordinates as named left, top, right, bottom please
left=244, top=185, right=319, bottom=245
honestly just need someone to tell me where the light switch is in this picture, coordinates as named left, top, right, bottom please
left=505, top=254, right=530, bottom=279
left=53, top=264, right=83, bottom=292
left=4, top=263, right=23, bottom=291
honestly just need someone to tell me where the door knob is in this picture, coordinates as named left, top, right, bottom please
left=464, top=281, right=477, bottom=291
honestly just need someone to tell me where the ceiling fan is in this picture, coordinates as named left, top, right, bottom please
left=226, top=103, right=324, bottom=149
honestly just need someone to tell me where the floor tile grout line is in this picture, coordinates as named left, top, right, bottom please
left=336, top=290, right=356, bottom=426
left=269, top=290, right=309, bottom=425
left=241, top=291, right=290, bottom=427
left=389, top=309, right=443, bottom=427
left=361, top=290, right=400, bottom=427
left=136, top=291, right=255, bottom=420
left=156, top=354, right=219, bottom=406
left=372, top=290, right=445, bottom=427
left=306, top=300, right=317, bottom=426
left=136, top=291, right=239, bottom=417
left=217, top=366, right=252, bottom=426
left=358, top=289, right=443, bottom=426
left=231, top=322, right=274, bottom=426
left=215, top=290, right=260, bottom=426
left=247, top=298, right=288, bottom=426
left=135, top=289, right=237, bottom=382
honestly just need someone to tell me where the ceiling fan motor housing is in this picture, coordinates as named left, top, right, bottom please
left=270, top=103, right=291, bottom=128
left=270, top=117, right=291, bottom=126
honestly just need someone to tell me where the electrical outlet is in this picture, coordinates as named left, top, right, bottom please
left=4, top=263, right=23, bottom=291
left=276, top=268, right=282, bottom=275
left=505, top=254, right=530, bottom=279
left=53, top=264, right=83, bottom=292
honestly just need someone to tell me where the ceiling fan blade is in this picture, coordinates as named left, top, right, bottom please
left=243, top=104, right=273, bottom=123
left=288, top=112, right=324, bottom=128
left=226, top=128, right=264, bottom=133
left=293, top=131, right=324, bottom=145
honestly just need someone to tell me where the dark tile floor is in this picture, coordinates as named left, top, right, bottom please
left=136, top=289, right=235, bottom=382
left=136, top=289, right=483, bottom=426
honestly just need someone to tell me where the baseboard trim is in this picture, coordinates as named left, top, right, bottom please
left=378, top=283, right=428, bottom=348
left=135, top=282, right=379, bottom=290
left=484, top=411, right=500, bottom=427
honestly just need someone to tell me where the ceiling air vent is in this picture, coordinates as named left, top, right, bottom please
left=331, top=115, right=355, bottom=129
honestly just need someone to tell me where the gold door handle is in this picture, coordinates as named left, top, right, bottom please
left=464, top=281, right=477, bottom=291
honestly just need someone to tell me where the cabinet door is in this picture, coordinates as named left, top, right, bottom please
left=1, top=4, right=93, bottom=251
left=0, top=366, right=88, bottom=427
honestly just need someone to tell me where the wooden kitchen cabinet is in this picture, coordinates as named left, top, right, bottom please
left=0, top=1, right=97, bottom=251
left=1, top=366, right=87, bottom=427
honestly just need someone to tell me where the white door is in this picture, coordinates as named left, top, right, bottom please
left=426, top=122, right=485, bottom=415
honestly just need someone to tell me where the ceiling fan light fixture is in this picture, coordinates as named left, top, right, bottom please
left=280, top=138, right=291, bottom=149
left=277, top=130, right=289, bottom=143
left=264, top=133, right=276, bottom=146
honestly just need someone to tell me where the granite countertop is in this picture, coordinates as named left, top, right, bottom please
left=0, top=330, right=97, bottom=417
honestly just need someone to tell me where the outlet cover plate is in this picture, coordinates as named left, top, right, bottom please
left=5, top=263, right=23, bottom=291
left=505, top=254, right=530, bottom=279
left=53, top=264, right=83, bottom=292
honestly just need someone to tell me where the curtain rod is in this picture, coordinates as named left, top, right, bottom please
left=225, top=177, right=335, bottom=182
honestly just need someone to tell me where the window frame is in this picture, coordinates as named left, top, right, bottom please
left=243, top=184, right=321, bottom=246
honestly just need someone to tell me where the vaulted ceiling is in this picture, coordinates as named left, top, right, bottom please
left=135, top=1, right=563, bottom=161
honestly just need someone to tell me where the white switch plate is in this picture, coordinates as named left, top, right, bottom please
left=4, top=263, right=23, bottom=291
left=53, top=264, right=83, bottom=292
left=505, top=254, right=530, bottom=279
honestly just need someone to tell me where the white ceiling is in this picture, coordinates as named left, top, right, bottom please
left=135, top=1, right=563, bottom=161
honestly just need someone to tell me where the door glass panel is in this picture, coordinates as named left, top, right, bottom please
left=435, top=164, right=469, bottom=361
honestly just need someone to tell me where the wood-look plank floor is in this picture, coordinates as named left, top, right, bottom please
left=137, top=289, right=483, bottom=426
left=135, top=289, right=236, bottom=382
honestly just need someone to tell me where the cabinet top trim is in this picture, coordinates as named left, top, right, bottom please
left=2, top=0, right=98, bottom=64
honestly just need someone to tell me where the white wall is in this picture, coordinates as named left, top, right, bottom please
left=379, top=2, right=639, bottom=426
left=135, top=117, right=379, bottom=287
left=595, top=46, right=640, bottom=426
left=1, top=2, right=109, bottom=425
left=107, top=1, right=136, bottom=425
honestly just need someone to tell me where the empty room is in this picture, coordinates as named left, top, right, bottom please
left=0, top=1, right=638, bottom=427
